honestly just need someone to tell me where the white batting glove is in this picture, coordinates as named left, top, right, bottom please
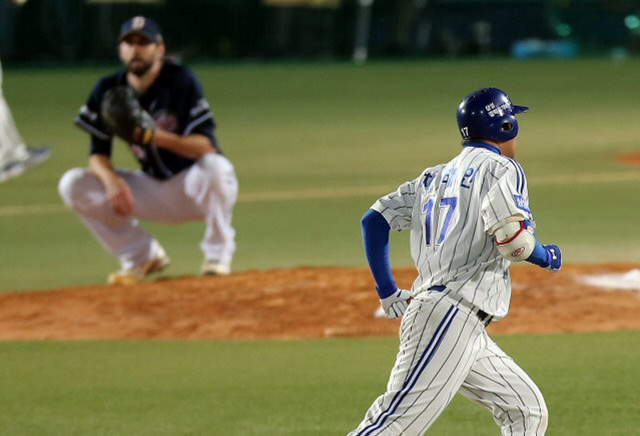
left=380, top=289, right=412, bottom=319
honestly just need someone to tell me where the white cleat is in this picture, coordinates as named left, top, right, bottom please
left=201, top=259, right=231, bottom=276
left=108, top=253, right=171, bottom=286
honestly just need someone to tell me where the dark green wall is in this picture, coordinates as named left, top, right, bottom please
left=1, top=0, right=638, bottom=63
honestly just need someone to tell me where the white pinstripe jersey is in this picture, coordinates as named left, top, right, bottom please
left=372, top=145, right=533, bottom=319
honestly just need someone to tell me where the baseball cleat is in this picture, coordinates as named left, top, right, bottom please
left=108, top=253, right=171, bottom=285
left=201, top=259, right=231, bottom=276
left=0, top=146, right=51, bottom=183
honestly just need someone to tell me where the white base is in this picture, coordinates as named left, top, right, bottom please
left=579, top=269, right=640, bottom=291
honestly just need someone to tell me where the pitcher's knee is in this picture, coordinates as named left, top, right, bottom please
left=198, top=154, right=237, bottom=194
left=58, top=168, right=103, bottom=211
left=58, top=168, right=84, bottom=207
left=199, top=154, right=225, bottom=179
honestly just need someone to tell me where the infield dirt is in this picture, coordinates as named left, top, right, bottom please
left=1, top=264, right=639, bottom=340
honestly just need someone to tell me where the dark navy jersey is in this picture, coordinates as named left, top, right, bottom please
left=75, top=60, right=219, bottom=180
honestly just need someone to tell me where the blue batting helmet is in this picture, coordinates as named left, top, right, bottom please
left=456, top=87, right=529, bottom=142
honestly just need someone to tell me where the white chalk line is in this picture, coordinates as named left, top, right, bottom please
left=1, top=170, right=639, bottom=218
left=0, top=204, right=67, bottom=217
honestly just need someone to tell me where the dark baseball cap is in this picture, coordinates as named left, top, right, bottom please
left=119, top=16, right=163, bottom=43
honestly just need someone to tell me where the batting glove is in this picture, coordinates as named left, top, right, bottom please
left=544, top=244, right=562, bottom=272
left=380, top=289, right=412, bottom=319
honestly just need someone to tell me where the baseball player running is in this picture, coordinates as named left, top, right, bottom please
left=58, top=16, right=238, bottom=284
left=349, top=87, right=561, bottom=435
left=0, top=56, right=51, bottom=183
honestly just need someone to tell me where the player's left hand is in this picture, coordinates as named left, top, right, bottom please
left=101, top=86, right=156, bottom=146
left=380, top=289, right=412, bottom=319
left=544, top=244, right=561, bottom=272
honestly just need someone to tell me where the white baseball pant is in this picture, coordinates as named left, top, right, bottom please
left=0, top=57, right=29, bottom=167
left=349, top=291, right=548, bottom=435
left=58, top=153, right=238, bottom=271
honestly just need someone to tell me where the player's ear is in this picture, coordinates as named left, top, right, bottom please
left=157, top=42, right=166, bottom=57
left=117, top=42, right=128, bottom=63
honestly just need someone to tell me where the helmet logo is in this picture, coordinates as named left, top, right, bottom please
left=460, top=126, right=469, bottom=137
left=485, top=99, right=513, bottom=118
left=485, top=102, right=506, bottom=118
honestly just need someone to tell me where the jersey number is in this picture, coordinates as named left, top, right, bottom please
left=423, top=196, right=458, bottom=246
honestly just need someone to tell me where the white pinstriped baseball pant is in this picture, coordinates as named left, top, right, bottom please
left=349, top=291, right=548, bottom=435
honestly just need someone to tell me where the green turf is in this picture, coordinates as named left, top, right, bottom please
left=0, top=331, right=637, bottom=435
left=1, top=58, right=640, bottom=291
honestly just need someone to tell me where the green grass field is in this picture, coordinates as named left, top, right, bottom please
left=1, top=58, right=639, bottom=435
left=0, top=332, right=638, bottom=435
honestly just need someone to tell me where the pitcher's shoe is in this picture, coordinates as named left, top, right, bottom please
left=0, top=146, right=51, bottom=183
left=108, top=254, right=171, bottom=285
left=201, top=259, right=231, bottom=276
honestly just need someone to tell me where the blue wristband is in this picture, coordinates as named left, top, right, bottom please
left=526, top=241, right=549, bottom=268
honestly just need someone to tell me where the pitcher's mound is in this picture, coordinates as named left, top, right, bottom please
left=1, top=264, right=639, bottom=340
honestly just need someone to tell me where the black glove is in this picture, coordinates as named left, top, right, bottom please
left=101, top=86, right=155, bottom=145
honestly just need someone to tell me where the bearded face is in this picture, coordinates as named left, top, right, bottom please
left=119, top=34, right=164, bottom=78
left=127, top=56, right=153, bottom=77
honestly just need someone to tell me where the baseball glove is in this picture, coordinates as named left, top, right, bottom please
left=101, top=86, right=155, bottom=146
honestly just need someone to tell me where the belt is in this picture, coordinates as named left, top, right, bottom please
left=428, top=285, right=493, bottom=327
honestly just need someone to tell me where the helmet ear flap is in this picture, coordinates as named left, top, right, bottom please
left=500, top=121, right=514, bottom=133
left=497, top=114, right=519, bottom=141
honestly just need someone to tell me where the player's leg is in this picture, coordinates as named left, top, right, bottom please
left=0, top=57, right=28, bottom=166
left=349, top=292, right=486, bottom=436
left=0, top=58, right=51, bottom=182
left=69, top=154, right=238, bottom=273
left=183, top=153, right=238, bottom=274
left=58, top=168, right=168, bottom=280
left=459, top=337, right=548, bottom=436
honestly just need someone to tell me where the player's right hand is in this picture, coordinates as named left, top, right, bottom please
left=544, top=244, right=561, bottom=272
left=380, top=289, right=412, bottom=319
left=105, top=177, right=135, bottom=216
